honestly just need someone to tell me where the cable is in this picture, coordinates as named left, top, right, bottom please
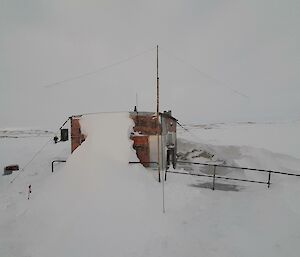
left=69, top=110, right=129, bottom=118
left=176, top=120, right=204, bottom=143
left=44, top=47, right=156, bottom=88
left=160, top=47, right=249, bottom=99
left=9, top=118, right=70, bottom=184
left=9, top=137, right=53, bottom=184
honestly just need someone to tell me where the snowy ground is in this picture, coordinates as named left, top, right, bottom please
left=1, top=116, right=300, bottom=257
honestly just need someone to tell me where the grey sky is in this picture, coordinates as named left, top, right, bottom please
left=1, top=0, right=299, bottom=129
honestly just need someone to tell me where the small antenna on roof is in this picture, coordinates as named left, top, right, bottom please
left=135, top=93, right=138, bottom=112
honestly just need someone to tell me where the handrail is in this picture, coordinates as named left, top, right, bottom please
left=176, top=161, right=300, bottom=177
left=171, top=161, right=300, bottom=189
left=129, top=161, right=158, bottom=164
left=51, top=160, right=66, bottom=173
left=167, top=170, right=268, bottom=187
left=129, top=160, right=300, bottom=189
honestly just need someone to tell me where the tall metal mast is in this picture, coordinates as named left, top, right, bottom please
left=156, top=45, right=161, bottom=183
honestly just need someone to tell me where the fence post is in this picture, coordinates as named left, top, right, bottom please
left=165, top=167, right=167, bottom=181
left=267, top=171, right=271, bottom=188
left=212, top=165, right=216, bottom=190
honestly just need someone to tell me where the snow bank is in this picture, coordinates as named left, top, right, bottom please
left=1, top=116, right=300, bottom=257
left=4, top=113, right=163, bottom=257
left=179, top=121, right=300, bottom=159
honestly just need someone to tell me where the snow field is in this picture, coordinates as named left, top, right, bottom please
left=0, top=115, right=300, bottom=257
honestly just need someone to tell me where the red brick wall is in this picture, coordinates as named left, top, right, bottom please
left=130, top=113, right=177, bottom=167
left=131, top=136, right=150, bottom=167
left=130, top=114, right=161, bottom=135
left=71, top=117, right=85, bottom=153
left=70, top=113, right=176, bottom=168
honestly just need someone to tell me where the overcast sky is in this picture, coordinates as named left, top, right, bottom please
left=1, top=0, right=299, bottom=129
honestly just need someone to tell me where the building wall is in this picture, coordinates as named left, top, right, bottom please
left=71, top=117, right=85, bottom=153
left=130, top=112, right=177, bottom=168
left=130, top=113, right=160, bottom=135
left=70, top=113, right=177, bottom=168
left=164, top=117, right=176, bottom=133
left=131, top=136, right=150, bottom=167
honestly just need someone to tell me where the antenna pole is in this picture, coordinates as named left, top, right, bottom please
left=156, top=45, right=161, bottom=183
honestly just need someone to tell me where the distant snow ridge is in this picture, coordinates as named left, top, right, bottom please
left=0, top=129, right=54, bottom=138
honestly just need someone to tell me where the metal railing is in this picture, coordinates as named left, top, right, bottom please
left=167, top=161, right=300, bottom=190
left=129, top=160, right=300, bottom=190
left=51, top=160, right=66, bottom=173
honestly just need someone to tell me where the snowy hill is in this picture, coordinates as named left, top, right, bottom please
left=1, top=115, right=300, bottom=257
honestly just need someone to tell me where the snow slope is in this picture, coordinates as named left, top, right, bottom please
left=179, top=121, right=300, bottom=159
left=1, top=115, right=300, bottom=257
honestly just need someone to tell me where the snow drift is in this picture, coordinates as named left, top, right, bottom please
left=1, top=115, right=300, bottom=257
left=7, top=113, right=164, bottom=257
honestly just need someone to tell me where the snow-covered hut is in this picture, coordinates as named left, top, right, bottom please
left=69, top=111, right=177, bottom=168
left=129, top=111, right=177, bottom=168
